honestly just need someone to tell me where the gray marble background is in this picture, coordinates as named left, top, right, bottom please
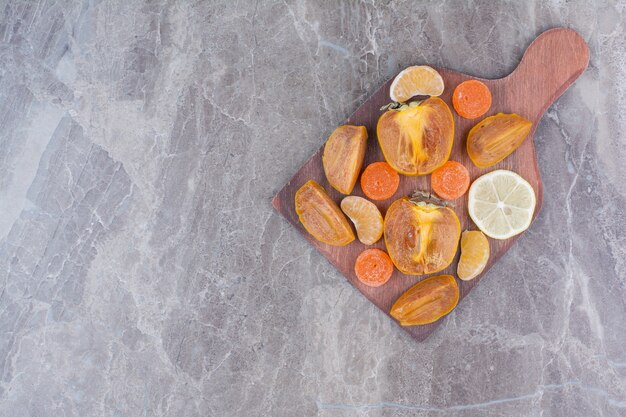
left=0, top=0, right=624, bottom=416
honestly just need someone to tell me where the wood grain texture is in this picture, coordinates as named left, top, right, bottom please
left=272, top=28, right=589, bottom=342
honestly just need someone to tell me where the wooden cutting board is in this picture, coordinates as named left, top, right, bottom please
left=272, top=28, right=589, bottom=342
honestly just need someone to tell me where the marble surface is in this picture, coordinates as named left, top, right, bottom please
left=0, top=1, right=624, bottom=416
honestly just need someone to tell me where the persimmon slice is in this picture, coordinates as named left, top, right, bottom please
left=322, top=125, right=367, bottom=194
left=295, top=180, right=355, bottom=246
left=467, top=113, right=532, bottom=168
left=390, top=275, right=459, bottom=326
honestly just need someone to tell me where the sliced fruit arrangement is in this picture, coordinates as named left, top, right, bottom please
left=377, top=97, right=454, bottom=176
left=340, top=196, right=383, bottom=245
left=295, top=180, right=354, bottom=246
left=354, top=248, right=394, bottom=288
left=467, top=113, right=532, bottom=168
left=322, top=125, right=367, bottom=194
left=430, top=160, right=470, bottom=200
left=468, top=170, right=536, bottom=240
left=390, top=275, right=459, bottom=326
left=457, top=231, right=490, bottom=281
left=360, top=162, right=400, bottom=201
left=389, top=65, right=444, bottom=102
left=292, top=61, right=542, bottom=328
left=452, top=80, right=492, bottom=119
left=384, top=197, right=460, bottom=275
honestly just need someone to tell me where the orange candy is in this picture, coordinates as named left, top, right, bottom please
left=452, top=80, right=492, bottom=119
left=430, top=160, right=470, bottom=200
left=354, top=249, right=394, bottom=287
left=360, top=162, right=400, bottom=200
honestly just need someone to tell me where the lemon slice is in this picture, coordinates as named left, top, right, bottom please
left=340, top=196, right=383, bottom=245
left=389, top=66, right=444, bottom=102
left=468, top=170, right=536, bottom=240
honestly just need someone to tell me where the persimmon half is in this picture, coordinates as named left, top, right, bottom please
left=377, top=97, right=454, bottom=176
left=383, top=198, right=460, bottom=275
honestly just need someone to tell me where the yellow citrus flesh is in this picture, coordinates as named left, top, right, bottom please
left=390, top=65, right=445, bottom=102
left=340, top=196, right=383, bottom=245
left=468, top=170, right=536, bottom=240
left=457, top=231, right=490, bottom=281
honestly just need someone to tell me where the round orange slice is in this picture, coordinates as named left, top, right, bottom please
left=389, top=65, right=444, bottom=102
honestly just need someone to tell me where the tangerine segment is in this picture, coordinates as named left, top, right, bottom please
left=430, top=160, right=470, bottom=200
left=340, top=196, right=383, bottom=245
left=457, top=230, right=490, bottom=281
left=354, top=249, right=394, bottom=287
left=360, top=162, right=400, bottom=201
left=390, top=275, right=459, bottom=326
left=295, top=180, right=355, bottom=246
left=452, top=80, right=492, bottom=119
left=389, top=65, right=444, bottom=102
left=377, top=97, right=454, bottom=176
left=322, top=125, right=368, bottom=194
left=384, top=198, right=460, bottom=275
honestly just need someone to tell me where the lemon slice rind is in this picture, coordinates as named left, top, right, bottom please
left=468, top=170, right=536, bottom=240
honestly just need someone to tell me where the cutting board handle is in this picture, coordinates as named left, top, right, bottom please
left=508, top=28, right=589, bottom=120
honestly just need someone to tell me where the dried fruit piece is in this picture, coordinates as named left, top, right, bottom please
left=457, top=231, right=490, bottom=281
left=354, top=249, right=394, bottom=287
left=340, top=196, right=383, bottom=245
left=322, top=125, right=368, bottom=194
left=467, top=113, right=532, bottom=168
left=377, top=97, right=454, bottom=176
left=452, top=80, right=492, bottom=119
left=384, top=198, right=460, bottom=275
left=360, top=162, right=400, bottom=201
left=430, top=160, right=470, bottom=200
left=295, top=180, right=355, bottom=246
left=468, top=170, right=536, bottom=240
left=390, top=275, right=459, bottom=326
left=389, top=65, right=444, bottom=102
